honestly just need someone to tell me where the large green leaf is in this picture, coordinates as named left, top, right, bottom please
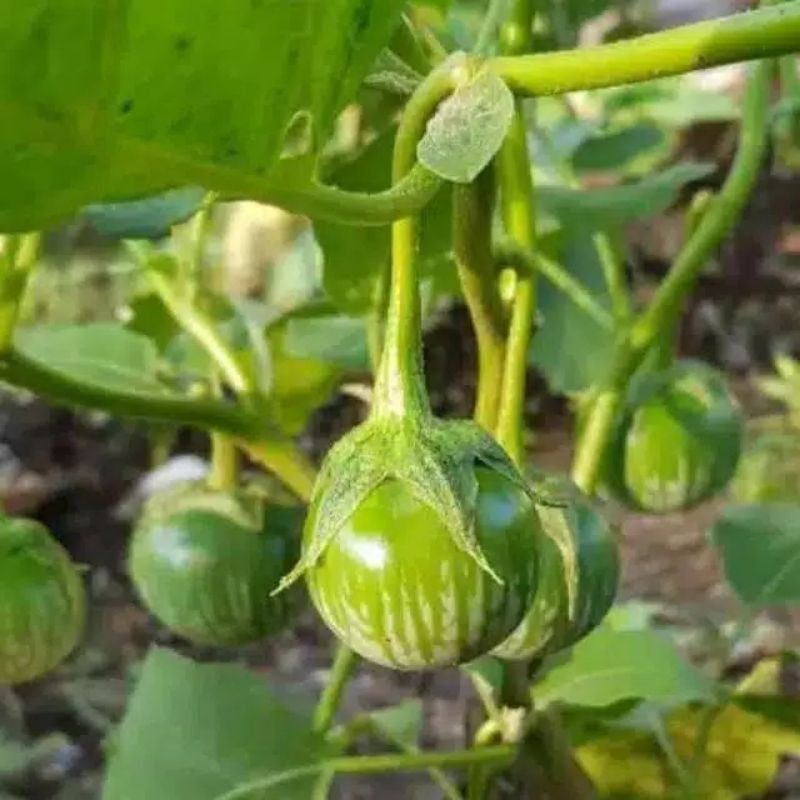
left=0, top=2, right=404, bottom=232
left=15, top=323, right=170, bottom=396
left=308, top=0, right=407, bottom=134
left=529, top=231, right=615, bottom=393
left=710, top=503, right=800, bottom=606
left=103, top=648, right=331, bottom=800
left=535, top=628, right=715, bottom=709
left=538, top=163, right=713, bottom=229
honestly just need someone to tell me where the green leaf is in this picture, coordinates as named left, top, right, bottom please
left=368, top=701, right=424, bottom=749
left=462, top=656, right=504, bottom=697
left=308, top=0, right=407, bottom=135
left=535, top=628, right=715, bottom=709
left=0, top=3, right=308, bottom=230
left=316, top=132, right=453, bottom=314
left=15, top=323, right=170, bottom=396
left=539, top=163, right=713, bottom=228
left=283, top=310, right=371, bottom=372
left=529, top=231, right=615, bottom=393
left=103, top=648, right=331, bottom=800
left=264, top=323, right=341, bottom=435
left=710, top=503, right=800, bottom=606
left=418, top=64, right=515, bottom=183
left=0, top=2, right=405, bottom=231
left=572, top=124, right=667, bottom=174
left=602, top=78, right=740, bottom=127
left=84, top=188, right=206, bottom=239
left=125, top=293, right=181, bottom=353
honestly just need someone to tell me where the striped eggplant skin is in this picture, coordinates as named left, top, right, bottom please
left=607, top=361, right=742, bottom=513
left=0, top=518, right=86, bottom=685
left=130, top=501, right=304, bottom=646
left=306, top=467, right=541, bottom=670
left=492, top=489, right=619, bottom=660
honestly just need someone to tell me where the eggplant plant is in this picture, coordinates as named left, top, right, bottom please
left=0, top=1, right=800, bottom=798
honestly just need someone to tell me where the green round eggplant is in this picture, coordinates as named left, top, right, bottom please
left=130, top=487, right=304, bottom=646
left=306, top=468, right=541, bottom=670
left=606, top=360, right=742, bottom=513
left=0, top=517, right=86, bottom=684
left=493, top=476, right=619, bottom=660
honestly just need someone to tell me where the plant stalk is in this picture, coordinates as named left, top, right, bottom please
left=216, top=745, right=516, bottom=800
left=148, top=270, right=251, bottom=397
left=209, top=432, right=239, bottom=492
left=312, top=644, right=359, bottom=736
left=495, top=245, right=613, bottom=330
left=372, top=59, right=462, bottom=418
left=0, top=346, right=316, bottom=500
left=453, top=172, right=508, bottom=430
left=571, top=59, right=771, bottom=494
left=493, top=3, right=800, bottom=97
left=495, top=108, right=537, bottom=466
left=0, top=233, right=40, bottom=352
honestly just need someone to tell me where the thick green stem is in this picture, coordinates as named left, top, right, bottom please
left=571, top=384, right=625, bottom=494
left=372, top=60, right=461, bottom=418
left=216, top=746, right=516, bottom=800
left=453, top=173, right=508, bottom=430
left=571, top=60, right=771, bottom=494
left=209, top=432, right=239, bottom=492
left=312, top=644, right=359, bottom=736
left=0, top=233, right=40, bottom=352
left=493, top=3, right=800, bottom=96
left=126, top=137, right=444, bottom=226
left=0, top=346, right=255, bottom=436
left=495, top=109, right=537, bottom=466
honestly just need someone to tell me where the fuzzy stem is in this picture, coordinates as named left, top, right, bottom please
left=453, top=173, right=508, bottom=430
left=372, top=60, right=462, bottom=418
left=492, top=3, right=800, bottom=96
